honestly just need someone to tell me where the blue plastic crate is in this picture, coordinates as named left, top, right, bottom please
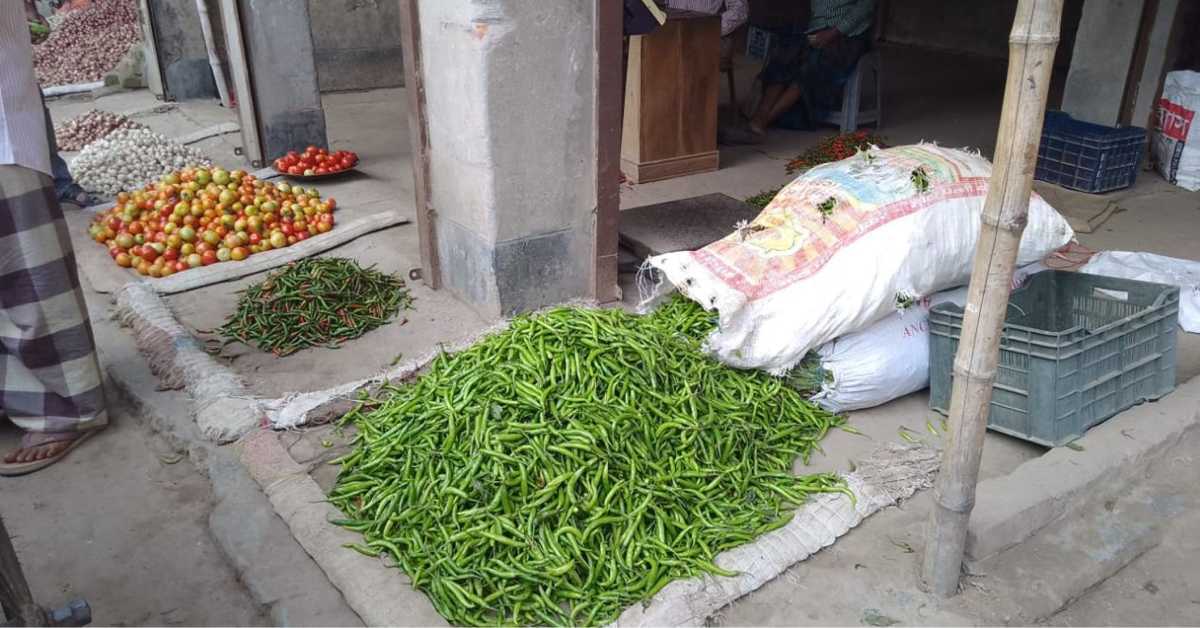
left=1035, top=111, right=1147, bottom=193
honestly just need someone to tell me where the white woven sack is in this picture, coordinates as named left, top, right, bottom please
left=1153, top=70, right=1200, bottom=191
left=645, top=144, right=1074, bottom=374
left=811, top=287, right=967, bottom=413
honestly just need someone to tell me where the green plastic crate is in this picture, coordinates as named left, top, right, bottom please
left=929, top=271, right=1179, bottom=447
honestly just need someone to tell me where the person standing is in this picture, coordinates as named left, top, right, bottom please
left=24, top=0, right=95, bottom=207
left=1, top=2, right=107, bottom=475
left=722, top=0, right=875, bottom=144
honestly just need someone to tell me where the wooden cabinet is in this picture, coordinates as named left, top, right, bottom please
left=621, top=12, right=720, bottom=183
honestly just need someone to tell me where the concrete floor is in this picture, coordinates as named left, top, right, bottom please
left=0, top=89, right=266, bottom=627
left=1043, top=427, right=1200, bottom=627
left=162, top=88, right=487, bottom=399
left=18, top=42, right=1200, bottom=626
left=0, top=392, right=267, bottom=626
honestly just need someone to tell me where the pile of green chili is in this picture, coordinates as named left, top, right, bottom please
left=219, top=257, right=412, bottom=356
left=331, top=296, right=845, bottom=626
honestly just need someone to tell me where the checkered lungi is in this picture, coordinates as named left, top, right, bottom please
left=0, top=164, right=107, bottom=434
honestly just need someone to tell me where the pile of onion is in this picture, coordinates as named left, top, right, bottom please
left=34, top=0, right=141, bottom=87
left=55, top=109, right=145, bottom=151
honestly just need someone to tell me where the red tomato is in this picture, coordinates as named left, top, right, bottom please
left=287, top=166, right=302, bottom=175
left=280, top=223, right=293, bottom=236
left=274, top=159, right=287, bottom=171
left=174, top=261, right=188, bottom=273
left=316, top=167, right=329, bottom=175
left=286, top=151, right=298, bottom=160
left=201, top=250, right=218, bottom=266
left=248, top=232, right=261, bottom=245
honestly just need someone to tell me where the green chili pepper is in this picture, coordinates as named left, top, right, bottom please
left=330, top=295, right=848, bottom=627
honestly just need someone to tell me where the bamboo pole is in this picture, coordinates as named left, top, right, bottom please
left=921, top=0, right=1064, bottom=598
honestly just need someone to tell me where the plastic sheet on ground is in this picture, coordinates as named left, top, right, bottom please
left=1080, top=251, right=1200, bottom=332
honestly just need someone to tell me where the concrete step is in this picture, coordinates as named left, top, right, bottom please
left=949, top=441, right=1190, bottom=624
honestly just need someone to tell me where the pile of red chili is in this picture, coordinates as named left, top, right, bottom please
left=785, top=130, right=887, bottom=173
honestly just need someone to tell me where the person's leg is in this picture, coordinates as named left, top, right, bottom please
left=722, top=37, right=809, bottom=143
left=751, top=84, right=803, bottom=133
left=39, top=90, right=92, bottom=207
left=0, top=165, right=107, bottom=473
left=750, top=83, right=787, bottom=123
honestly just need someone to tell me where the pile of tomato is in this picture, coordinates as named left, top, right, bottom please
left=88, top=166, right=336, bottom=278
left=273, top=145, right=358, bottom=177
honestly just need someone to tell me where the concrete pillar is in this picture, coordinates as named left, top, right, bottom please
left=418, top=0, right=597, bottom=317
left=1131, top=0, right=1182, bottom=128
left=306, top=0, right=405, bottom=92
left=237, top=0, right=327, bottom=159
left=1061, top=0, right=1146, bottom=125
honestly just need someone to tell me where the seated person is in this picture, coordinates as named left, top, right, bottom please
left=722, top=0, right=874, bottom=144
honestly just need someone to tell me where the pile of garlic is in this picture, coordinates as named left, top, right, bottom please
left=72, top=127, right=212, bottom=197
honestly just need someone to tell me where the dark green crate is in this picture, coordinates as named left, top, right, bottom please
left=929, top=271, right=1179, bottom=447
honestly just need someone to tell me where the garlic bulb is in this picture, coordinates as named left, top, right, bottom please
left=73, top=127, right=213, bottom=197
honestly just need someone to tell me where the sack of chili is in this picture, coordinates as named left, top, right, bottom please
left=641, top=143, right=1074, bottom=375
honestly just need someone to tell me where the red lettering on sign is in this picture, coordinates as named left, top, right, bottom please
left=1158, top=98, right=1195, bottom=141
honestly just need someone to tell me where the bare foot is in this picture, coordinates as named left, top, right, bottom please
left=1, top=431, right=99, bottom=475
left=4, top=438, right=76, bottom=464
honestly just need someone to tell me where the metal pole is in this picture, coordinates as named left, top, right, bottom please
left=920, top=0, right=1065, bottom=598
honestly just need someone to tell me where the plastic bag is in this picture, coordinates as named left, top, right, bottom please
left=1080, top=251, right=1200, bottom=332
left=1153, top=70, right=1200, bottom=191
left=644, top=144, right=1075, bottom=374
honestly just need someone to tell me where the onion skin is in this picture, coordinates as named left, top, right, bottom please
left=55, top=109, right=146, bottom=151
